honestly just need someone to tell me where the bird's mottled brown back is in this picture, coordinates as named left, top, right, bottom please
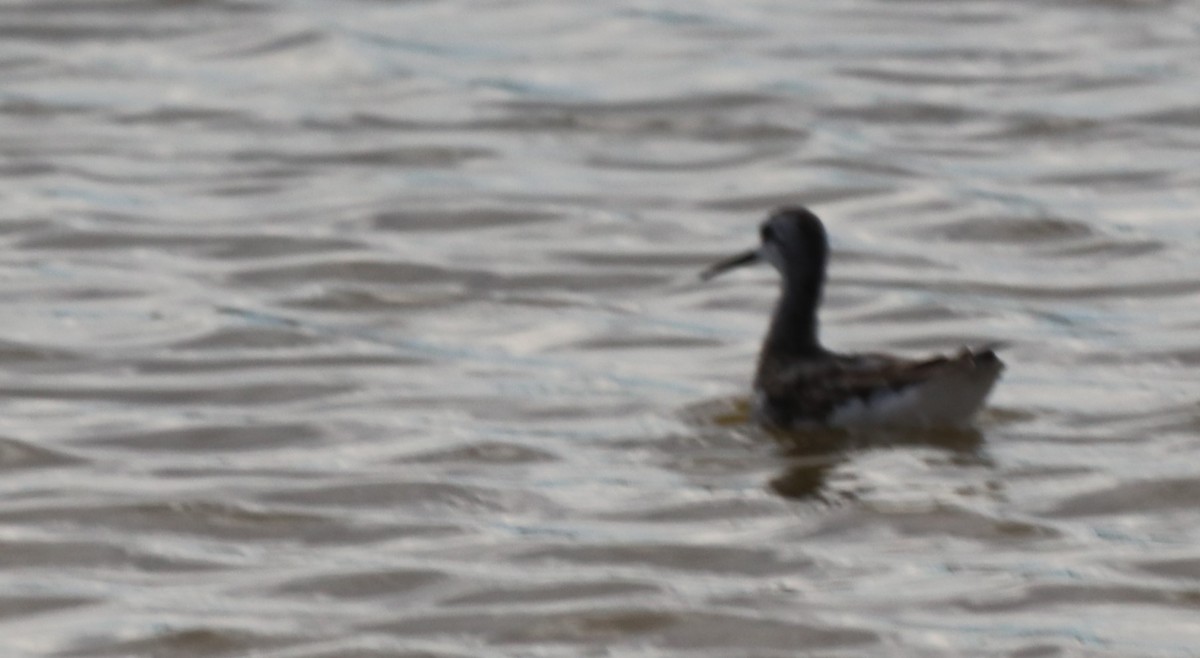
left=754, top=348, right=1002, bottom=427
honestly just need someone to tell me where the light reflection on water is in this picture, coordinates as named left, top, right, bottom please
left=2, top=0, right=1200, bottom=656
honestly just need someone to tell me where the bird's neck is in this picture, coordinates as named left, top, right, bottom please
left=760, top=273, right=825, bottom=364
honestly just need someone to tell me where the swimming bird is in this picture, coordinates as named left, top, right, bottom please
left=702, top=206, right=1003, bottom=429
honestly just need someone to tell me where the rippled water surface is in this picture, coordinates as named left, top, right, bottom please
left=3, top=1, right=1200, bottom=656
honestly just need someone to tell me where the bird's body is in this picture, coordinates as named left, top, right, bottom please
left=753, top=346, right=1003, bottom=429
left=702, top=206, right=1003, bottom=430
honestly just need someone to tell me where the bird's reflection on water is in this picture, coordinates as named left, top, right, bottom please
left=768, top=425, right=987, bottom=500
left=687, top=395, right=989, bottom=501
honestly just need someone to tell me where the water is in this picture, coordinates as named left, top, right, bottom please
left=2, top=0, right=1200, bottom=656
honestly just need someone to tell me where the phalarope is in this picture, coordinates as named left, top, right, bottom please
left=702, top=206, right=1003, bottom=429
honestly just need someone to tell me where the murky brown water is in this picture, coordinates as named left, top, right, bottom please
left=3, top=1, right=1200, bottom=656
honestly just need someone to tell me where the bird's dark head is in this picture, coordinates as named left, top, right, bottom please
left=701, top=206, right=828, bottom=281
left=758, top=206, right=828, bottom=275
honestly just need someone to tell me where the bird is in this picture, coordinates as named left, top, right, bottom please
left=701, top=206, right=1003, bottom=430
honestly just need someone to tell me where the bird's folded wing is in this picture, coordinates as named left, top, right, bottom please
left=760, top=349, right=995, bottom=423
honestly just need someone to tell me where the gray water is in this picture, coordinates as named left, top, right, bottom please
left=2, top=1, right=1200, bottom=656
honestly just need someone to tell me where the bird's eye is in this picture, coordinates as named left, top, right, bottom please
left=760, top=225, right=775, bottom=242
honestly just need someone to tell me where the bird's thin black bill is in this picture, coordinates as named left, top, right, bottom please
left=700, top=249, right=761, bottom=281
